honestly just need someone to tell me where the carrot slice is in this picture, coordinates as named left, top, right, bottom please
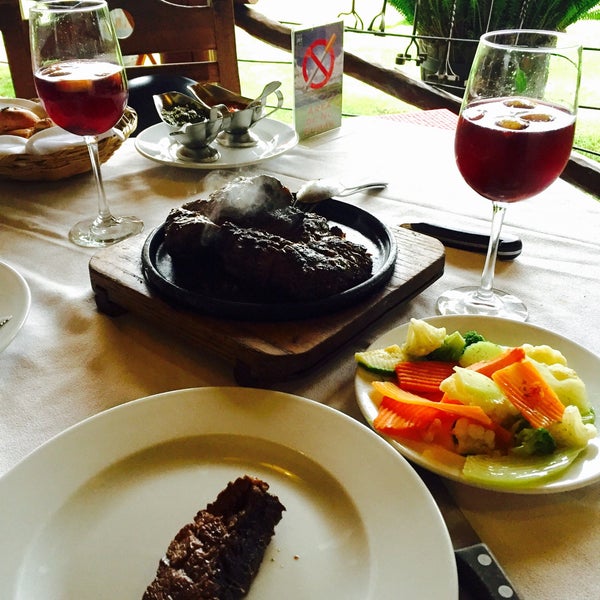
left=372, top=381, right=493, bottom=426
left=373, top=396, right=455, bottom=448
left=374, top=398, right=440, bottom=437
left=467, top=346, right=526, bottom=377
left=492, top=360, right=565, bottom=429
left=422, top=445, right=467, bottom=470
left=415, top=390, right=446, bottom=403
left=440, top=392, right=463, bottom=405
left=395, top=361, right=457, bottom=393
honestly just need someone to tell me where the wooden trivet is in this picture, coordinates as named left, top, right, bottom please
left=89, top=226, right=444, bottom=384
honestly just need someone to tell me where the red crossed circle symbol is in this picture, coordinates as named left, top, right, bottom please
left=302, top=38, right=335, bottom=89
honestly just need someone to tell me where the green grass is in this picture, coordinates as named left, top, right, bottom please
left=0, top=65, right=15, bottom=97
left=2, top=5, right=598, bottom=160
left=234, top=19, right=417, bottom=119
left=234, top=18, right=600, bottom=161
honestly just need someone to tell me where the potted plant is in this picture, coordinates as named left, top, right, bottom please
left=388, top=0, right=600, bottom=94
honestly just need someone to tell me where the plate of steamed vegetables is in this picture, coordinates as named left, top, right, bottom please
left=354, top=316, right=599, bottom=493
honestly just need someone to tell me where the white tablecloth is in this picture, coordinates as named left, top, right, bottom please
left=1, top=115, right=599, bottom=599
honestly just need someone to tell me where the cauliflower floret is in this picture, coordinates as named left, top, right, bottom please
left=548, top=405, right=597, bottom=449
left=529, top=358, right=592, bottom=414
left=402, top=318, right=446, bottom=358
left=522, top=344, right=567, bottom=366
left=453, top=417, right=496, bottom=455
left=440, top=367, right=520, bottom=425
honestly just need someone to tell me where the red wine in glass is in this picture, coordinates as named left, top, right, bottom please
left=436, top=29, right=581, bottom=322
left=29, top=0, right=143, bottom=248
left=34, top=60, right=127, bottom=136
left=455, top=98, right=576, bottom=203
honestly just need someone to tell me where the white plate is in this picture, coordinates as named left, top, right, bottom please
left=355, top=315, right=600, bottom=494
left=134, top=118, right=299, bottom=169
left=0, top=387, right=457, bottom=599
left=0, top=261, right=31, bottom=352
left=0, top=97, right=46, bottom=118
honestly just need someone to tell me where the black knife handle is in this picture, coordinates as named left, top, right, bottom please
left=455, top=543, right=521, bottom=600
left=402, top=222, right=522, bottom=261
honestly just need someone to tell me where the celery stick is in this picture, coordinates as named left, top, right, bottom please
left=462, top=448, right=585, bottom=489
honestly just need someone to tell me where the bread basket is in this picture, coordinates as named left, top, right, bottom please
left=0, top=106, right=137, bottom=182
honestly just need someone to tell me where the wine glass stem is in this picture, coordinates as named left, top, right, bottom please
left=476, top=202, right=507, bottom=303
left=84, top=135, right=115, bottom=227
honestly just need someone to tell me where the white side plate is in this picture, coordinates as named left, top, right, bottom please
left=135, top=118, right=299, bottom=169
left=0, top=387, right=457, bottom=599
left=0, top=261, right=31, bottom=352
left=355, top=315, right=600, bottom=494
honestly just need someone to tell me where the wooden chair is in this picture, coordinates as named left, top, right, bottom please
left=1, top=0, right=240, bottom=99
left=108, top=0, right=240, bottom=93
left=108, top=0, right=241, bottom=132
left=0, top=0, right=33, bottom=98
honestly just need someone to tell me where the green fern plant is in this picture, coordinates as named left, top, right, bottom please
left=389, top=0, right=600, bottom=39
left=389, top=0, right=599, bottom=92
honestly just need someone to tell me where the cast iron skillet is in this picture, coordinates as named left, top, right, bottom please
left=141, top=199, right=397, bottom=321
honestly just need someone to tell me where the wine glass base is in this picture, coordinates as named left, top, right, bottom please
left=69, top=216, right=144, bottom=248
left=436, top=286, right=528, bottom=321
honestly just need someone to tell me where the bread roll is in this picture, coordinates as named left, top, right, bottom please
left=0, top=106, right=41, bottom=136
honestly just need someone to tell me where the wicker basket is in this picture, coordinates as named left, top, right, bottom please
left=0, top=106, right=137, bottom=182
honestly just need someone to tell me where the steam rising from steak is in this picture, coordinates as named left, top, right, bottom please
left=163, top=175, right=373, bottom=302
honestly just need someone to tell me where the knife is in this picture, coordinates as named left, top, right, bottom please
left=400, top=222, right=522, bottom=261
left=416, top=467, right=522, bottom=600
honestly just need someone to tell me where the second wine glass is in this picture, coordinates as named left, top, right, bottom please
left=436, top=29, right=582, bottom=321
left=29, top=0, right=143, bottom=247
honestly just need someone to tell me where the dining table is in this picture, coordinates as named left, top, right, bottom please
left=1, top=110, right=599, bottom=599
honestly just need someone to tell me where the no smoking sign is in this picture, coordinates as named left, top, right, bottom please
left=302, top=35, right=336, bottom=89
left=293, top=21, right=343, bottom=138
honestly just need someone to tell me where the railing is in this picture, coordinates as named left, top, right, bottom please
left=234, top=3, right=600, bottom=197
left=1, top=1, right=598, bottom=195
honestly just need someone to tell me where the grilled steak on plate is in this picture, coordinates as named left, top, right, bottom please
left=143, top=476, right=285, bottom=600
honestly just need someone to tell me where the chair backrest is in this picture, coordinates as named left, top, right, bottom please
left=108, top=0, right=240, bottom=93
left=1, top=0, right=240, bottom=98
left=0, top=0, right=33, bottom=98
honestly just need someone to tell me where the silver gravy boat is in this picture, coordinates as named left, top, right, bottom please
left=187, top=81, right=283, bottom=148
left=153, top=91, right=225, bottom=162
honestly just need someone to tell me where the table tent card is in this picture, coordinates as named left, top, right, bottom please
left=292, top=21, right=344, bottom=139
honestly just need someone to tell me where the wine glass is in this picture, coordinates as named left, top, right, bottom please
left=29, top=0, right=143, bottom=247
left=436, top=30, right=582, bottom=321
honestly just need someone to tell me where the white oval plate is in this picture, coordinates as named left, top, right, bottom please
left=134, top=118, right=299, bottom=169
left=0, top=261, right=31, bottom=352
left=0, top=387, right=457, bottom=599
left=355, top=315, right=600, bottom=494
left=0, top=97, right=46, bottom=117
left=0, top=98, right=46, bottom=154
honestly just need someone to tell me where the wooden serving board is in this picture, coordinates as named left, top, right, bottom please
left=89, top=226, right=444, bottom=385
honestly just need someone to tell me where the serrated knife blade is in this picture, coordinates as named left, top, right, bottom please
left=417, top=467, right=521, bottom=600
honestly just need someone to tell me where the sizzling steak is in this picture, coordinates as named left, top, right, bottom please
left=162, top=175, right=373, bottom=301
